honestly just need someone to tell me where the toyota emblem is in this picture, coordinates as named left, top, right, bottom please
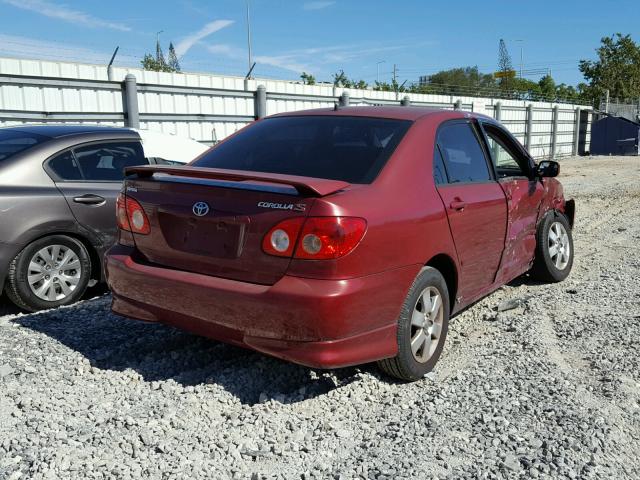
left=192, top=201, right=210, bottom=217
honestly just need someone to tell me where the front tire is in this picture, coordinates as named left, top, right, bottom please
left=530, top=211, right=574, bottom=283
left=378, top=267, right=450, bottom=381
left=4, top=235, right=91, bottom=312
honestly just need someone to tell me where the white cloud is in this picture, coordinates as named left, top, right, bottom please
left=206, top=39, right=437, bottom=78
left=206, top=44, right=243, bottom=57
left=254, top=55, right=311, bottom=74
left=206, top=43, right=312, bottom=73
left=175, top=20, right=234, bottom=58
left=2, top=0, right=130, bottom=31
left=303, top=1, right=335, bottom=10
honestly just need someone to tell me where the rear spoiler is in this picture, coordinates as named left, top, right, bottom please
left=125, top=165, right=350, bottom=197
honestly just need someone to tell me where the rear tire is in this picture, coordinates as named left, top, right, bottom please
left=4, top=235, right=91, bottom=312
left=530, top=211, right=574, bottom=283
left=378, top=267, right=450, bottom=381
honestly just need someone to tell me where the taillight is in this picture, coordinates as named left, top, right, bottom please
left=262, top=217, right=367, bottom=260
left=116, top=194, right=150, bottom=235
left=295, top=217, right=366, bottom=259
left=262, top=217, right=305, bottom=257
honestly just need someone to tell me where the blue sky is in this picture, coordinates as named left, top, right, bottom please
left=0, top=0, right=638, bottom=86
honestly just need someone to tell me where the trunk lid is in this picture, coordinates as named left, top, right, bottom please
left=123, top=166, right=349, bottom=285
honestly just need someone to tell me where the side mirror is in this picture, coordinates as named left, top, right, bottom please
left=536, top=160, right=559, bottom=178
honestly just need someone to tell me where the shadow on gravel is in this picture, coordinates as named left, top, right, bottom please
left=507, top=273, right=548, bottom=288
left=9, top=294, right=370, bottom=405
left=0, top=283, right=109, bottom=316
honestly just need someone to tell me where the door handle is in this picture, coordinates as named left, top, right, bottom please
left=73, top=194, right=106, bottom=206
left=449, top=200, right=466, bottom=211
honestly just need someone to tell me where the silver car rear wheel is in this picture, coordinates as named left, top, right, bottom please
left=27, top=244, right=82, bottom=301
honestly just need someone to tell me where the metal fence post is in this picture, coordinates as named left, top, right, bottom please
left=573, top=107, right=581, bottom=156
left=453, top=100, right=462, bottom=111
left=255, top=85, right=267, bottom=119
left=525, top=104, right=533, bottom=151
left=123, top=74, right=139, bottom=128
left=339, top=92, right=350, bottom=107
left=401, top=96, right=411, bottom=106
left=551, top=105, right=559, bottom=158
left=495, top=102, right=502, bottom=121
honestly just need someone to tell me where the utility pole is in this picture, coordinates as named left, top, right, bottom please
left=246, top=0, right=253, bottom=77
left=393, top=64, right=397, bottom=87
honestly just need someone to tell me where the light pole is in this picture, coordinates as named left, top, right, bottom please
left=514, top=39, right=524, bottom=78
left=246, top=0, right=253, bottom=76
left=156, top=30, right=164, bottom=62
left=376, top=60, right=386, bottom=83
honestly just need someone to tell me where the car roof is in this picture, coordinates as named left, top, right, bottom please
left=0, top=124, right=138, bottom=139
left=270, top=106, right=493, bottom=122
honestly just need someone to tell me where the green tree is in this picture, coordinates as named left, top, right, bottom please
left=167, top=42, right=181, bottom=72
left=498, top=39, right=515, bottom=90
left=418, top=66, right=497, bottom=95
left=155, top=39, right=167, bottom=68
left=141, top=40, right=180, bottom=73
left=579, top=33, right=640, bottom=104
left=351, top=79, right=368, bottom=89
left=300, top=72, right=316, bottom=85
left=538, top=74, right=556, bottom=100
left=332, top=70, right=352, bottom=88
left=373, top=81, right=393, bottom=92
left=509, top=77, right=542, bottom=100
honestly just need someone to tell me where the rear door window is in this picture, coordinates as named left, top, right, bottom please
left=47, top=141, right=147, bottom=182
left=48, top=151, right=82, bottom=180
left=73, top=142, right=146, bottom=181
left=193, top=116, right=412, bottom=184
left=437, top=122, right=492, bottom=183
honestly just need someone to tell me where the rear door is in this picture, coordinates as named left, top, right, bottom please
left=434, top=120, right=507, bottom=302
left=46, top=141, right=149, bottom=251
left=479, top=122, right=544, bottom=283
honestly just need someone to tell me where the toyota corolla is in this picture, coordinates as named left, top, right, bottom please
left=105, top=107, right=575, bottom=381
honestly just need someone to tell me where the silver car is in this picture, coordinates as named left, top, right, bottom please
left=0, top=124, right=208, bottom=311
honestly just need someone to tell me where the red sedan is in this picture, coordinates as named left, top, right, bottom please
left=105, top=107, right=575, bottom=381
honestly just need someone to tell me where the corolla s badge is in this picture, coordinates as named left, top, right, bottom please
left=192, top=201, right=210, bottom=217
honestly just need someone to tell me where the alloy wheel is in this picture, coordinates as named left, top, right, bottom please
left=548, top=221, right=571, bottom=270
left=410, top=286, right=444, bottom=363
left=27, top=245, right=82, bottom=301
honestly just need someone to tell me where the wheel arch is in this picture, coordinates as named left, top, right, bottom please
left=563, top=199, right=575, bottom=229
left=15, top=230, right=102, bottom=282
left=425, top=253, right=458, bottom=311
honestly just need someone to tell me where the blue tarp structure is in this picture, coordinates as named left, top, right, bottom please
left=590, top=115, right=640, bottom=156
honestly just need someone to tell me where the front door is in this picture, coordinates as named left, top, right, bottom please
left=434, top=120, right=507, bottom=303
left=479, top=123, right=544, bottom=283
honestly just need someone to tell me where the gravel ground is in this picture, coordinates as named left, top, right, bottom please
left=1, top=155, right=639, bottom=480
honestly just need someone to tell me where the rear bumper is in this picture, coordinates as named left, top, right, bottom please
left=105, top=245, right=420, bottom=368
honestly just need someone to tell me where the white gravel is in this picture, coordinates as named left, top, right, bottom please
left=1, top=155, right=639, bottom=480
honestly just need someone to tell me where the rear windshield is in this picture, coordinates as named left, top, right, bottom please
left=0, top=130, right=49, bottom=162
left=193, top=116, right=412, bottom=183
